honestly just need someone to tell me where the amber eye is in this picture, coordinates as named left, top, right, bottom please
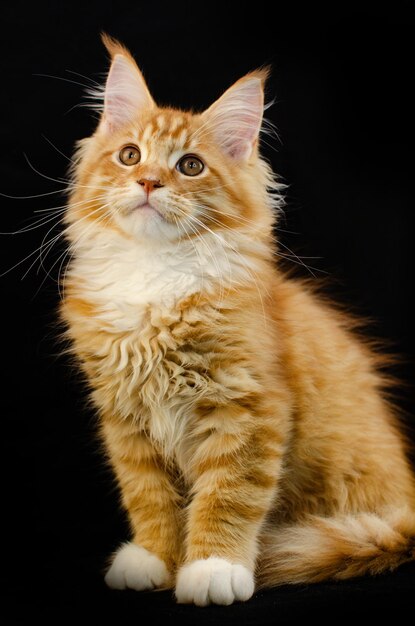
left=176, top=154, right=204, bottom=176
left=119, top=145, right=141, bottom=166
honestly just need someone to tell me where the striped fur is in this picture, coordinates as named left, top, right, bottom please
left=61, top=36, right=415, bottom=606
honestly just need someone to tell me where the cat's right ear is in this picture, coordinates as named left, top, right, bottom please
left=99, top=34, right=154, bottom=133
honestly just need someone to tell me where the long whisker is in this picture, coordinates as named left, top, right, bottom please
left=57, top=214, right=108, bottom=298
left=0, top=194, right=113, bottom=283
left=22, top=223, right=64, bottom=281
left=65, top=69, right=101, bottom=86
left=179, top=216, right=230, bottom=339
left=33, top=193, right=108, bottom=214
left=171, top=204, right=228, bottom=303
left=0, top=189, right=66, bottom=200
left=42, top=135, right=122, bottom=191
left=0, top=225, right=62, bottom=278
left=202, top=202, right=324, bottom=277
left=179, top=205, right=270, bottom=325
left=22, top=153, right=113, bottom=193
left=23, top=152, right=75, bottom=186
left=33, top=72, right=92, bottom=90
left=187, top=196, right=323, bottom=278
left=180, top=181, right=234, bottom=197
left=41, top=134, right=76, bottom=165
left=29, top=202, right=112, bottom=300
left=203, top=204, right=298, bottom=236
left=37, top=199, right=115, bottom=295
left=55, top=204, right=115, bottom=299
left=2, top=209, right=66, bottom=236
left=26, top=204, right=106, bottom=280
left=276, top=238, right=326, bottom=277
left=180, top=210, right=269, bottom=336
left=171, top=214, right=206, bottom=307
left=0, top=194, right=108, bottom=235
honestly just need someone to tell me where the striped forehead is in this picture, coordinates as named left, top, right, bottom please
left=141, top=112, right=192, bottom=150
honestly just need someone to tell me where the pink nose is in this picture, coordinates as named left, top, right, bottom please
left=138, top=178, right=164, bottom=194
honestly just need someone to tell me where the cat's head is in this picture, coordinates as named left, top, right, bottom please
left=67, top=35, right=279, bottom=244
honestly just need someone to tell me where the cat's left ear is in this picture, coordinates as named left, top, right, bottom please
left=201, top=69, right=268, bottom=162
left=100, top=34, right=155, bottom=133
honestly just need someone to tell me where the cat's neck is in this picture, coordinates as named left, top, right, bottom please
left=67, top=227, right=270, bottom=331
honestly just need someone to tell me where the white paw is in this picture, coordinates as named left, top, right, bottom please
left=175, top=557, right=254, bottom=606
left=105, top=543, right=170, bottom=591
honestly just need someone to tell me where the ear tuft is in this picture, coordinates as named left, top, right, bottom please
left=101, top=33, right=125, bottom=56
left=100, top=34, right=154, bottom=133
left=202, top=69, right=269, bottom=161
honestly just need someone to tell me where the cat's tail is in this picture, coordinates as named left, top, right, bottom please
left=257, top=506, right=415, bottom=587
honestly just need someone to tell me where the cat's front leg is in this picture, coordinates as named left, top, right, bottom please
left=176, top=409, right=283, bottom=606
left=102, top=420, right=183, bottom=591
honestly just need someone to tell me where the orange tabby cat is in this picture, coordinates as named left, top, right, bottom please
left=61, top=35, right=415, bottom=605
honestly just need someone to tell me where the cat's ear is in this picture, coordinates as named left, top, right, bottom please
left=202, top=69, right=268, bottom=161
left=100, top=34, right=154, bottom=133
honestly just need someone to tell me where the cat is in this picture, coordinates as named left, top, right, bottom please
left=61, top=34, right=415, bottom=606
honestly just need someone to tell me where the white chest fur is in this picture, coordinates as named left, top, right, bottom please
left=72, top=229, right=232, bottom=331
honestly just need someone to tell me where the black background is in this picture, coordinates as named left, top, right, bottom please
left=1, top=1, right=414, bottom=623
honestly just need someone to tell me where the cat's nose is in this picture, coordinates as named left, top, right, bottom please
left=137, top=178, right=164, bottom=195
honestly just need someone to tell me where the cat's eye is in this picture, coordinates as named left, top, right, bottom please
left=119, top=145, right=141, bottom=166
left=176, top=154, right=204, bottom=177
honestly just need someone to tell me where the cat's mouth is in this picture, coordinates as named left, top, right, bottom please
left=131, top=201, right=164, bottom=220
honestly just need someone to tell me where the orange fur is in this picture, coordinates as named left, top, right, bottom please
left=61, top=36, right=415, bottom=604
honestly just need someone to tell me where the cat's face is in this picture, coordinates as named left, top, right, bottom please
left=68, top=36, right=276, bottom=244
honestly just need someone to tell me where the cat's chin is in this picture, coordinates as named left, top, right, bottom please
left=116, top=204, right=179, bottom=242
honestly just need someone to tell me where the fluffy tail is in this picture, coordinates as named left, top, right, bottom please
left=258, top=507, right=415, bottom=587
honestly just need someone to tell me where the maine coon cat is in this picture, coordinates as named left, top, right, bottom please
left=61, top=35, right=415, bottom=606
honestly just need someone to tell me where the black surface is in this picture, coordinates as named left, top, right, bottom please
left=1, top=2, right=414, bottom=623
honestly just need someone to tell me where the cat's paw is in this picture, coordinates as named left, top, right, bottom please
left=105, top=543, right=170, bottom=591
left=175, top=557, right=254, bottom=606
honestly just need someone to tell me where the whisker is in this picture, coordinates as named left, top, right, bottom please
left=0, top=189, right=66, bottom=200
left=180, top=181, right=233, bottom=197
left=41, top=134, right=76, bottom=165
left=38, top=200, right=114, bottom=294
left=22, top=153, right=113, bottom=194
left=0, top=194, right=108, bottom=235
left=0, top=193, right=114, bottom=284
left=276, top=239, right=326, bottom=278
left=171, top=214, right=206, bottom=307
left=22, top=225, right=63, bottom=281
left=2, top=210, right=66, bottom=236
left=0, top=227, right=62, bottom=278
left=65, top=69, right=100, bottom=86
left=182, top=195, right=322, bottom=280
left=55, top=204, right=114, bottom=299
left=23, top=152, right=73, bottom=186
left=178, top=204, right=270, bottom=325
left=171, top=203, right=228, bottom=303
left=33, top=193, right=108, bottom=214
left=33, top=72, right=92, bottom=90
left=198, top=201, right=324, bottom=278
left=41, top=135, right=109, bottom=183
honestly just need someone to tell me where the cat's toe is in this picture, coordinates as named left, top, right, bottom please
left=105, top=543, right=170, bottom=591
left=175, top=557, right=254, bottom=606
